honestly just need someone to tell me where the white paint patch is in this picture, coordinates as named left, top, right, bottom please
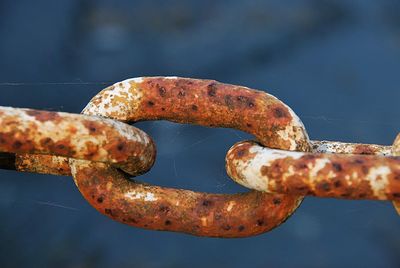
left=248, top=145, right=304, bottom=160
left=276, top=127, right=297, bottom=151
left=226, top=201, right=236, bottom=212
left=163, top=76, right=178, bottom=80
left=83, top=78, right=143, bottom=121
left=275, top=103, right=309, bottom=151
left=367, top=166, right=390, bottom=199
left=308, top=158, right=331, bottom=180
left=125, top=191, right=158, bottom=202
left=228, top=144, right=304, bottom=192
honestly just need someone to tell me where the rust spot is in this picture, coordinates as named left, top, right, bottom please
left=236, top=96, right=255, bottom=108
left=129, top=218, right=138, bottom=224
left=202, top=200, right=212, bottom=206
left=354, top=158, right=364, bottom=164
left=207, top=83, right=217, bottom=97
left=49, top=140, right=75, bottom=156
left=332, top=163, right=343, bottom=172
left=224, top=95, right=234, bottom=110
left=177, top=90, right=186, bottom=97
left=334, top=180, right=342, bottom=188
left=12, top=141, right=22, bottom=149
left=354, top=145, right=377, bottom=155
left=117, top=143, right=125, bottom=151
left=273, top=198, right=281, bottom=205
left=237, top=149, right=246, bottom=157
left=26, top=110, right=61, bottom=123
left=105, top=208, right=113, bottom=215
left=302, top=154, right=317, bottom=161
left=158, top=86, right=166, bottom=97
left=358, top=193, right=367, bottom=198
left=221, top=225, right=231, bottom=231
left=83, top=120, right=105, bottom=135
left=273, top=107, right=288, bottom=118
left=318, top=182, right=331, bottom=192
left=159, top=205, right=170, bottom=213
left=229, top=141, right=258, bottom=163
left=256, top=219, right=265, bottom=226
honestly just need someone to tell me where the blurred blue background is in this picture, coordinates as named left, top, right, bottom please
left=0, top=0, right=400, bottom=267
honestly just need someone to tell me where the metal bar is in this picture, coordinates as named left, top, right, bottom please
left=0, top=106, right=155, bottom=176
left=311, top=140, right=392, bottom=155
left=226, top=140, right=400, bottom=201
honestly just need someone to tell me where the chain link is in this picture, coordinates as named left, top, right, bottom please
left=0, top=77, right=398, bottom=238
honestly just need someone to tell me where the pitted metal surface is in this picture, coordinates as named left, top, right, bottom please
left=83, top=77, right=310, bottom=151
left=0, top=77, right=398, bottom=238
left=0, top=106, right=155, bottom=176
left=226, top=140, right=400, bottom=200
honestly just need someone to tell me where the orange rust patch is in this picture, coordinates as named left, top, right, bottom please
left=252, top=152, right=400, bottom=200
left=0, top=132, right=35, bottom=153
left=127, top=77, right=308, bottom=151
left=354, top=145, right=378, bottom=155
left=231, top=142, right=258, bottom=162
left=26, top=110, right=62, bottom=123
left=387, top=170, right=400, bottom=200
left=15, top=154, right=71, bottom=176
left=82, top=120, right=106, bottom=135
left=68, top=126, right=78, bottom=134
left=49, top=138, right=75, bottom=156
left=265, top=103, right=293, bottom=126
left=73, top=162, right=302, bottom=238
left=83, top=141, right=100, bottom=160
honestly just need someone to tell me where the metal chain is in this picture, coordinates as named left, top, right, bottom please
left=0, top=77, right=398, bottom=238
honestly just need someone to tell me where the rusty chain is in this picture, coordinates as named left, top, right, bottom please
left=0, top=77, right=398, bottom=238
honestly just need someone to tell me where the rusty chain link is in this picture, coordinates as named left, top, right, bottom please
left=0, top=77, right=398, bottom=238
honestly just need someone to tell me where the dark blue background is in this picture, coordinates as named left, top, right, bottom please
left=0, top=1, right=399, bottom=267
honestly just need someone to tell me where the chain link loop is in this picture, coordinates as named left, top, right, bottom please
left=71, top=77, right=309, bottom=237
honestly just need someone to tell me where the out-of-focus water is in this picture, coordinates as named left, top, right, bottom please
left=0, top=1, right=399, bottom=267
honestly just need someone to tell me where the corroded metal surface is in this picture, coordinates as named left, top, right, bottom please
left=15, top=154, right=71, bottom=176
left=0, top=106, right=155, bottom=176
left=83, top=77, right=310, bottom=151
left=1, top=76, right=397, bottom=237
left=70, top=76, right=311, bottom=237
left=71, top=160, right=301, bottom=238
left=311, top=140, right=392, bottom=156
left=226, top=140, right=400, bottom=200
